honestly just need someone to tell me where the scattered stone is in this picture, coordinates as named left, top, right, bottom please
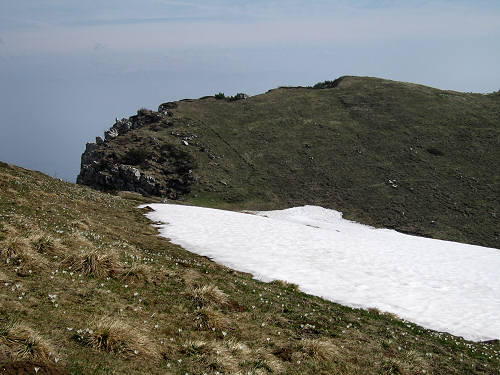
left=104, top=128, right=119, bottom=140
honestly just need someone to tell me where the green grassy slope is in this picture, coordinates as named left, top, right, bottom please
left=80, top=76, right=500, bottom=248
left=1, top=161, right=499, bottom=374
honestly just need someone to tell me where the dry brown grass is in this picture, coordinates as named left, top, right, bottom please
left=30, top=234, right=63, bottom=255
left=0, top=322, right=55, bottom=364
left=271, top=279, right=300, bottom=292
left=298, top=338, right=339, bottom=361
left=182, top=268, right=201, bottom=286
left=181, top=339, right=240, bottom=373
left=64, top=249, right=122, bottom=278
left=188, top=284, right=229, bottom=306
left=120, top=262, right=153, bottom=283
left=70, top=218, right=91, bottom=231
left=194, top=307, right=230, bottom=330
left=61, top=232, right=94, bottom=251
left=81, top=316, right=160, bottom=359
left=0, top=236, right=47, bottom=270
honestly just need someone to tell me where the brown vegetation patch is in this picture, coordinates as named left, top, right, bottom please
left=119, top=262, right=153, bottom=283
left=64, top=249, right=122, bottom=278
left=0, top=323, right=56, bottom=365
left=188, top=284, right=229, bottom=307
left=78, top=316, right=159, bottom=360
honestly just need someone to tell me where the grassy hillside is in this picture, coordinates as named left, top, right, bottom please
left=78, top=76, right=500, bottom=248
left=1, top=161, right=499, bottom=374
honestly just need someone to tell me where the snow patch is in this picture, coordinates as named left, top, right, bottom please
left=142, top=204, right=500, bottom=341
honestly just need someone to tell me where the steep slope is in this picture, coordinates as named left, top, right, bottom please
left=78, top=76, right=500, bottom=248
left=1, top=161, right=499, bottom=374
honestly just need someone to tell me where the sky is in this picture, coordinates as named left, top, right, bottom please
left=0, top=0, right=499, bottom=181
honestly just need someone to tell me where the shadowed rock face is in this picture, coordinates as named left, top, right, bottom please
left=77, top=76, right=500, bottom=248
left=77, top=106, right=195, bottom=197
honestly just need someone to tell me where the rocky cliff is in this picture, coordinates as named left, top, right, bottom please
left=77, top=104, right=196, bottom=198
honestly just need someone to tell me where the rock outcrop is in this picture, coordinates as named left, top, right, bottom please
left=77, top=106, right=195, bottom=197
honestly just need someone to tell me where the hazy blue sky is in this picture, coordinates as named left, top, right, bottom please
left=1, top=0, right=499, bottom=181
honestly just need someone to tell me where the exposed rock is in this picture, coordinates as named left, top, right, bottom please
left=158, top=102, right=178, bottom=113
left=104, top=127, right=119, bottom=140
left=115, top=118, right=133, bottom=132
left=77, top=109, right=196, bottom=198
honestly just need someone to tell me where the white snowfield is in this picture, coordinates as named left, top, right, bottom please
left=142, top=204, right=500, bottom=341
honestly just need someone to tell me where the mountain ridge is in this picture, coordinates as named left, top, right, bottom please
left=77, top=76, right=500, bottom=248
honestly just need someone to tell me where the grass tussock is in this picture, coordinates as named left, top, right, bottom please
left=119, top=262, right=153, bottom=283
left=30, top=234, right=63, bottom=255
left=299, top=338, right=339, bottom=361
left=0, top=322, right=55, bottom=364
left=79, top=316, right=159, bottom=359
left=194, top=307, right=229, bottom=331
left=0, top=236, right=46, bottom=269
left=181, top=339, right=240, bottom=373
left=64, top=249, right=122, bottom=278
left=188, top=284, right=229, bottom=306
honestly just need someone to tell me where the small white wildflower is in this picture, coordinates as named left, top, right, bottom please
left=222, top=331, right=227, bottom=337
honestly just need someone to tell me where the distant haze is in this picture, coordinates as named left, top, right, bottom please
left=1, top=0, right=499, bottom=181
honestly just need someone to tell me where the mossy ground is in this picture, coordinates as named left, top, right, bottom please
left=1, top=161, right=499, bottom=374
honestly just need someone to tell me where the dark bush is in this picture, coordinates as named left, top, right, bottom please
left=313, top=80, right=336, bottom=89
left=214, top=93, right=225, bottom=100
left=123, top=148, right=151, bottom=165
left=312, top=77, right=345, bottom=89
left=227, top=93, right=248, bottom=102
left=137, top=108, right=152, bottom=116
